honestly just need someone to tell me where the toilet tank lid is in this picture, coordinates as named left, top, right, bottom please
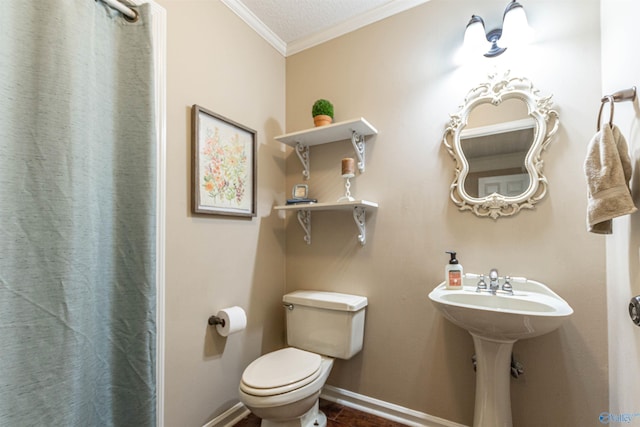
left=283, top=290, right=368, bottom=311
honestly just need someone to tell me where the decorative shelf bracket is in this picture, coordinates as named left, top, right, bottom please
left=351, top=131, right=366, bottom=173
left=275, top=200, right=377, bottom=246
left=297, top=209, right=311, bottom=245
left=353, top=206, right=366, bottom=246
left=295, top=142, right=310, bottom=180
left=275, top=118, right=377, bottom=181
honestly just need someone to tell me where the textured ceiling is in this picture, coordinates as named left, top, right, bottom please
left=222, top=0, right=430, bottom=55
left=238, top=0, right=394, bottom=43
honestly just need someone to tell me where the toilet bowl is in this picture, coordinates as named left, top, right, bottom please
left=238, top=290, right=367, bottom=427
left=239, top=347, right=334, bottom=427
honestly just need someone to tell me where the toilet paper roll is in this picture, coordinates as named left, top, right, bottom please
left=215, top=306, right=247, bottom=337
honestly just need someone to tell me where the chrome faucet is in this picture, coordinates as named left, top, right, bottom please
left=489, top=268, right=499, bottom=294
left=474, top=269, right=516, bottom=295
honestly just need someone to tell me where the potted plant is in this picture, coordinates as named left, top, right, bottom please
left=312, top=99, right=334, bottom=127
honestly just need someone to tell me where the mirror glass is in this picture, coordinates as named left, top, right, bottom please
left=443, top=72, right=559, bottom=219
left=460, top=99, right=534, bottom=198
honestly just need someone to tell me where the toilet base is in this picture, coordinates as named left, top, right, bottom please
left=261, top=401, right=327, bottom=427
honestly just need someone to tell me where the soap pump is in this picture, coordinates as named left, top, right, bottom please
left=445, top=251, right=464, bottom=290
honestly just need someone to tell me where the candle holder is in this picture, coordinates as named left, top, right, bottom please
left=338, top=157, right=356, bottom=202
left=337, top=173, right=355, bottom=202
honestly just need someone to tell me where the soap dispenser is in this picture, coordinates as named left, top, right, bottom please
left=445, top=251, right=463, bottom=290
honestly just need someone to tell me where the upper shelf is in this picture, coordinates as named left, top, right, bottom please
left=275, top=117, right=378, bottom=147
left=275, top=117, right=378, bottom=179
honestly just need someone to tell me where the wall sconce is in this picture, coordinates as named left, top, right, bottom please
left=463, top=0, right=532, bottom=58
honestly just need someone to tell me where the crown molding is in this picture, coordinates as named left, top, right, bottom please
left=220, top=0, right=287, bottom=56
left=221, top=0, right=430, bottom=57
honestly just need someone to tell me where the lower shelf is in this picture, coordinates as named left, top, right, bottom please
left=274, top=200, right=378, bottom=245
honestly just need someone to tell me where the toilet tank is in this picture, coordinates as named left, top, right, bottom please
left=282, top=290, right=367, bottom=360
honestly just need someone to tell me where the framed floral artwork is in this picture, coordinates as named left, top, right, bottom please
left=191, top=105, right=257, bottom=217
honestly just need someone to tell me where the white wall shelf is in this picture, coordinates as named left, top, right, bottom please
left=275, top=200, right=378, bottom=246
left=275, top=118, right=378, bottom=180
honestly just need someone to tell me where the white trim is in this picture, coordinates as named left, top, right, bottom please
left=128, top=1, right=167, bottom=426
left=211, top=387, right=467, bottom=427
left=219, top=0, right=287, bottom=56
left=286, top=0, right=431, bottom=56
left=320, top=385, right=469, bottom=427
left=219, top=0, right=431, bottom=57
left=150, top=3, right=167, bottom=425
left=459, top=117, right=536, bottom=139
left=202, top=402, right=251, bottom=427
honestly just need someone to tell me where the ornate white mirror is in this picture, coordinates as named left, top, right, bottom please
left=443, top=71, right=559, bottom=219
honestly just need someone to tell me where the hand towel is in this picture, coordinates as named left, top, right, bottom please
left=584, top=124, right=637, bottom=234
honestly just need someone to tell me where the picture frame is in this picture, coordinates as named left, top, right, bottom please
left=191, top=105, right=257, bottom=217
left=292, top=184, right=309, bottom=199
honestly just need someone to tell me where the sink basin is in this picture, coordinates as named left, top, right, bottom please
left=428, top=275, right=573, bottom=427
left=428, top=277, right=573, bottom=341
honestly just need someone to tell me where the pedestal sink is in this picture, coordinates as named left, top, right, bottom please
left=428, top=276, right=573, bottom=427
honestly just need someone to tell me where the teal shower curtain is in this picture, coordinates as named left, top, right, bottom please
left=0, top=1, right=156, bottom=425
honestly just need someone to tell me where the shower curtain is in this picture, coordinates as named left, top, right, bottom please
left=0, top=1, right=156, bottom=426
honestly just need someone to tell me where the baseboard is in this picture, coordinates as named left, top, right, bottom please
left=320, top=385, right=469, bottom=427
left=203, top=386, right=468, bottom=427
left=203, top=402, right=251, bottom=427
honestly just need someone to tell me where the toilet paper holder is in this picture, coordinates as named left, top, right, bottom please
left=208, top=306, right=247, bottom=336
left=208, top=315, right=225, bottom=327
left=630, top=296, right=640, bottom=327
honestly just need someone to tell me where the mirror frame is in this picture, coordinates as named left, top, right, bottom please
left=443, top=71, right=559, bottom=219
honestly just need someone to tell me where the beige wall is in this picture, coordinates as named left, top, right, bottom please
left=285, top=1, right=607, bottom=426
left=156, top=1, right=286, bottom=426
left=601, top=0, right=640, bottom=416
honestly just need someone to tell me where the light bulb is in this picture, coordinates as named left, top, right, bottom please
left=463, top=15, right=490, bottom=56
left=500, top=1, right=532, bottom=48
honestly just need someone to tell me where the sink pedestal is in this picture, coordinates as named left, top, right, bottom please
left=428, top=280, right=574, bottom=426
left=471, top=334, right=515, bottom=427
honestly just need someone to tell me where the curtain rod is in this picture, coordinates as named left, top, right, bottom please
left=98, top=0, right=138, bottom=21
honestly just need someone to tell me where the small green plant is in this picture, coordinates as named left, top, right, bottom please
left=311, top=99, right=334, bottom=118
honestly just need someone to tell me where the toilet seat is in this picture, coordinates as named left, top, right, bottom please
left=240, top=348, right=322, bottom=397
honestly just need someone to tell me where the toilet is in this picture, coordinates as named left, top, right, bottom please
left=239, top=290, right=368, bottom=427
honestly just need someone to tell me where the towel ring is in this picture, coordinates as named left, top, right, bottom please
left=597, top=95, right=615, bottom=132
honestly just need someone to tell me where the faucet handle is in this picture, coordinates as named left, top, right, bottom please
left=502, top=276, right=514, bottom=295
left=476, top=274, right=487, bottom=292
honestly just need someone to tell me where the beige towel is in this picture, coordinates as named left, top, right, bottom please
left=584, top=124, right=637, bottom=234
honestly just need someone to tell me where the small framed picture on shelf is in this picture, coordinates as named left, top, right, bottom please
left=292, top=184, right=308, bottom=199
left=286, top=184, right=316, bottom=205
left=191, top=105, right=257, bottom=217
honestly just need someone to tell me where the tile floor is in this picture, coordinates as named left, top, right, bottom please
left=233, top=399, right=409, bottom=427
